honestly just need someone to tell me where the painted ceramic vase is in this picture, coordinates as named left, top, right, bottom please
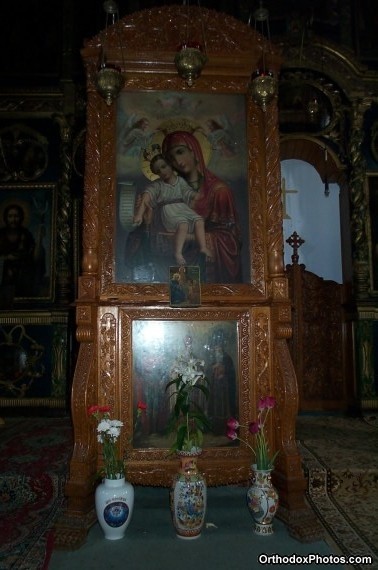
left=246, top=466, right=279, bottom=535
left=95, top=476, right=134, bottom=540
left=170, top=449, right=207, bottom=539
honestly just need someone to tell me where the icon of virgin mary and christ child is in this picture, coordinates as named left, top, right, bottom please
left=127, top=130, right=243, bottom=284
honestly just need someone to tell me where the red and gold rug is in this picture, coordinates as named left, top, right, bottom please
left=0, top=417, right=72, bottom=570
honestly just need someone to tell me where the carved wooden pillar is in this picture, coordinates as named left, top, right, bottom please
left=263, top=107, right=322, bottom=540
left=349, top=98, right=371, bottom=298
left=54, top=114, right=75, bottom=304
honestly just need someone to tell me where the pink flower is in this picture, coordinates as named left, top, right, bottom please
left=227, top=417, right=240, bottom=430
left=248, top=421, right=260, bottom=434
left=257, top=396, right=276, bottom=410
left=137, top=401, right=147, bottom=411
left=264, top=396, right=276, bottom=409
left=226, top=428, right=238, bottom=441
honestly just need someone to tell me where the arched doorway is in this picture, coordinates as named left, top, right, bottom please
left=281, top=158, right=342, bottom=282
left=281, top=135, right=351, bottom=284
left=280, top=128, right=354, bottom=412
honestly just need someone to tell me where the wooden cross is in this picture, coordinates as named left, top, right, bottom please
left=286, top=231, right=305, bottom=264
left=281, top=177, right=298, bottom=220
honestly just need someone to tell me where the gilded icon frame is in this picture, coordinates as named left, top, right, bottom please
left=116, top=306, right=254, bottom=486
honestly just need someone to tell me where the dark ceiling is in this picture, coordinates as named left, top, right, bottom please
left=0, top=0, right=377, bottom=87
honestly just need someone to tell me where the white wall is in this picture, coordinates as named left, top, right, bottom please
left=281, top=159, right=342, bottom=284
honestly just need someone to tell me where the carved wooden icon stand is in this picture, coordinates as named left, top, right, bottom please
left=55, top=5, right=322, bottom=548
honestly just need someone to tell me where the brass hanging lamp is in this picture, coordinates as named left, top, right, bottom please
left=95, top=0, right=125, bottom=105
left=249, top=1, right=278, bottom=111
left=174, top=0, right=208, bottom=87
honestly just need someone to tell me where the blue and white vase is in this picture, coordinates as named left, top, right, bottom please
left=246, top=466, right=279, bottom=535
left=170, top=449, right=207, bottom=539
left=95, top=476, right=134, bottom=540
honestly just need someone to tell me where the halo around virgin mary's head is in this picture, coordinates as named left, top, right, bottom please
left=141, top=118, right=212, bottom=181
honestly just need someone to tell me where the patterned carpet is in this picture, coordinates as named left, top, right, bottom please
left=296, top=414, right=378, bottom=570
left=0, top=417, right=72, bottom=570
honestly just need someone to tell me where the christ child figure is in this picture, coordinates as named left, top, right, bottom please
left=133, top=153, right=212, bottom=265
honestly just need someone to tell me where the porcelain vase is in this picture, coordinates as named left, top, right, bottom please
left=170, top=449, right=207, bottom=539
left=246, top=466, right=279, bottom=535
left=95, top=476, right=134, bottom=540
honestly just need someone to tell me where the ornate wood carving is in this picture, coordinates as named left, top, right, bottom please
left=349, top=99, right=371, bottom=296
left=0, top=90, right=64, bottom=115
left=58, top=5, right=316, bottom=548
left=54, top=113, right=75, bottom=303
left=277, top=37, right=378, bottom=99
left=83, top=6, right=265, bottom=64
left=0, top=84, right=75, bottom=410
left=286, top=263, right=353, bottom=410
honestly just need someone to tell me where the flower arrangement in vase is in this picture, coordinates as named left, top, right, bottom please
left=226, top=395, right=279, bottom=470
left=166, top=335, right=210, bottom=539
left=226, top=395, right=279, bottom=535
left=88, top=404, right=124, bottom=479
left=165, top=342, right=210, bottom=453
left=88, top=402, right=146, bottom=540
left=88, top=401, right=147, bottom=479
